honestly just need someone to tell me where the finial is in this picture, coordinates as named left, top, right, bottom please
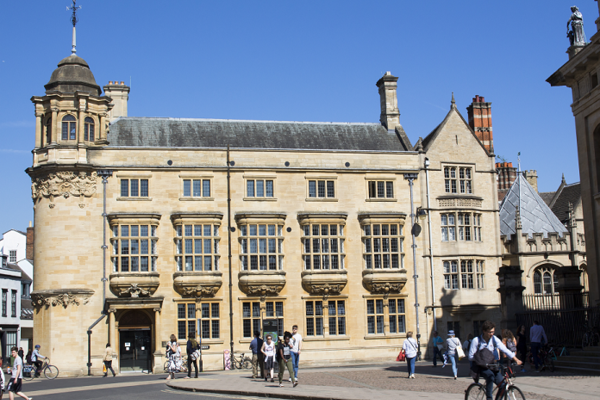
left=516, top=205, right=522, bottom=230
left=67, top=0, right=81, bottom=55
left=561, top=173, right=566, bottom=183
left=517, top=152, right=521, bottom=173
left=451, top=92, right=456, bottom=110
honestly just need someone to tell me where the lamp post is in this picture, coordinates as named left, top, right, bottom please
left=404, top=173, right=422, bottom=360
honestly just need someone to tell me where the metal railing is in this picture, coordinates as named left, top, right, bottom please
left=522, top=292, right=590, bottom=311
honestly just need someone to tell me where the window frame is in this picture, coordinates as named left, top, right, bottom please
left=245, top=178, right=276, bottom=200
left=9, top=250, right=17, bottom=263
left=120, top=178, right=150, bottom=198
left=237, top=215, right=286, bottom=271
left=1, top=289, right=7, bottom=317
left=360, top=218, right=405, bottom=270
left=444, top=259, right=485, bottom=290
left=243, top=301, right=283, bottom=338
left=174, top=222, right=220, bottom=272
left=441, top=212, right=481, bottom=242
left=306, top=176, right=337, bottom=201
left=366, top=179, right=396, bottom=200
left=301, top=222, right=345, bottom=270
left=444, top=165, right=473, bottom=194
left=108, top=214, right=160, bottom=274
left=84, top=117, right=95, bottom=142
left=180, top=175, right=213, bottom=200
left=61, top=114, right=77, bottom=141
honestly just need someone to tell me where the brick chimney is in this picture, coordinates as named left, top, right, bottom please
left=26, top=222, right=34, bottom=261
left=376, top=72, right=400, bottom=130
left=496, top=162, right=517, bottom=202
left=103, top=81, right=130, bottom=122
left=467, top=95, right=493, bottom=152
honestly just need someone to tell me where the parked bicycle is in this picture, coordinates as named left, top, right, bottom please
left=232, top=353, right=252, bottom=370
left=526, top=344, right=554, bottom=372
left=163, top=354, right=188, bottom=373
left=465, top=362, right=525, bottom=400
left=23, top=359, right=59, bottom=380
left=547, top=343, right=569, bottom=361
left=581, top=323, right=600, bottom=348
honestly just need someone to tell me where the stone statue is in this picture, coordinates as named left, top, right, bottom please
left=568, top=6, right=586, bottom=46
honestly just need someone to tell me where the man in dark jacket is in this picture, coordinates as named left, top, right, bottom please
left=249, top=331, right=264, bottom=379
left=186, top=334, right=200, bottom=378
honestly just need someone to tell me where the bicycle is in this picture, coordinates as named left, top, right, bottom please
left=23, top=359, right=59, bottom=380
left=232, top=352, right=252, bottom=370
left=163, top=354, right=188, bottom=373
left=547, top=343, right=569, bottom=361
left=465, top=362, right=525, bottom=400
left=581, top=323, right=600, bottom=348
left=526, top=345, right=554, bottom=372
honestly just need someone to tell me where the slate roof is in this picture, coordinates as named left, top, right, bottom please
left=499, top=173, right=568, bottom=238
left=539, top=191, right=555, bottom=206
left=106, top=117, right=412, bottom=151
left=550, top=182, right=581, bottom=224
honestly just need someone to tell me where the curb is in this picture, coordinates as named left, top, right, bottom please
left=166, top=382, right=348, bottom=400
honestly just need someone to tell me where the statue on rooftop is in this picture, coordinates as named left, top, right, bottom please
left=567, top=6, right=586, bottom=46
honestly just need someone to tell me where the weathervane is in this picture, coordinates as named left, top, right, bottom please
left=67, top=0, right=81, bottom=55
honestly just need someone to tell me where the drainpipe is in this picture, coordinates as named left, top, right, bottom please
left=226, top=146, right=234, bottom=368
left=404, top=173, right=421, bottom=360
left=87, top=169, right=112, bottom=376
left=424, top=158, right=437, bottom=332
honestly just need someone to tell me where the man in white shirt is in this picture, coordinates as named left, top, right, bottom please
left=289, top=325, right=302, bottom=382
left=469, top=321, right=522, bottom=400
left=6, top=347, right=32, bottom=400
left=529, top=321, right=547, bottom=371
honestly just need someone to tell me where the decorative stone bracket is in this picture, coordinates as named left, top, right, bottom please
left=31, top=289, right=94, bottom=309
left=301, top=270, right=348, bottom=299
left=173, top=271, right=223, bottom=298
left=239, top=271, right=286, bottom=301
left=109, top=272, right=160, bottom=298
left=362, top=269, right=407, bottom=298
left=31, top=171, right=98, bottom=208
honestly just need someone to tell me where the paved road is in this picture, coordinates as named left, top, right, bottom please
left=17, top=373, right=283, bottom=400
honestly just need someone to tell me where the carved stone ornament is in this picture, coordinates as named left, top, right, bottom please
left=109, top=272, right=160, bottom=298
left=362, top=269, right=408, bottom=297
left=31, top=289, right=94, bottom=309
left=173, top=271, right=223, bottom=298
left=31, top=171, right=98, bottom=208
left=301, top=270, right=348, bottom=299
left=239, top=271, right=286, bottom=300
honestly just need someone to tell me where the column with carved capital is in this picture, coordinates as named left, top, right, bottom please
left=51, top=108, right=58, bottom=144
left=78, top=101, right=85, bottom=143
left=98, top=113, right=106, bottom=142
left=35, top=112, right=43, bottom=149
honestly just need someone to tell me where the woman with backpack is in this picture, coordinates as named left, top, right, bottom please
left=402, top=331, right=419, bottom=379
left=501, top=329, right=517, bottom=366
left=446, top=330, right=463, bottom=379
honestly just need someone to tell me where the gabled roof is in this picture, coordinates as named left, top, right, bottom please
left=499, top=173, right=568, bottom=238
left=106, top=117, right=411, bottom=152
left=421, top=103, right=491, bottom=156
left=551, top=182, right=581, bottom=224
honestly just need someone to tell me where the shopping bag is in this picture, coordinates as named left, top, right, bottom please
left=456, top=345, right=466, bottom=360
left=103, top=363, right=107, bottom=373
left=396, top=350, right=406, bottom=362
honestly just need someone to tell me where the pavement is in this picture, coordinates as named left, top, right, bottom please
left=167, top=361, right=600, bottom=400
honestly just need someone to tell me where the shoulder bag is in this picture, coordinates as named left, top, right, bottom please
left=396, top=349, right=406, bottom=362
left=455, top=338, right=466, bottom=359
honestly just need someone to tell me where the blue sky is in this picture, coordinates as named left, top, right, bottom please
left=0, top=0, right=592, bottom=232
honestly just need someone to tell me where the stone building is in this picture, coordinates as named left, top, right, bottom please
left=547, top=2, right=600, bottom=305
left=27, top=28, right=507, bottom=374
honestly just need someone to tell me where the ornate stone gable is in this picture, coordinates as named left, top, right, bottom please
left=31, top=170, right=97, bottom=208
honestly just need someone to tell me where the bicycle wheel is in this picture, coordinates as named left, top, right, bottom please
left=23, top=366, right=34, bottom=381
left=504, top=386, right=525, bottom=400
left=243, top=359, right=252, bottom=369
left=44, top=365, right=59, bottom=380
left=591, top=333, right=600, bottom=347
left=465, top=383, right=486, bottom=400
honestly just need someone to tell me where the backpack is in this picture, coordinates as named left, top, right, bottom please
left=472, top=336, right=498, bottom=368
left=26, top=353, right=32, bottom=364
left=506, top=338, right=517, bottom=353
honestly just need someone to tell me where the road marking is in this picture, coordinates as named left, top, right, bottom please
left=26, top=380, right=168, bottom=396
left=162, top=388, right=286, bottom=399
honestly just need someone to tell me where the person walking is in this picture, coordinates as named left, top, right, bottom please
left=501, top=330, right=517, bottom=367
left=515, top=325, right=527, bottom=372
left=290, top=325, right=302, bottom=382
left=261, top=334, right=275, bottom=383
left=6, top=347, right=32, bottom=400
left=446, top=330, right=462, bottom=379
left=249, top=331, right=264, bottom=379
left=468, top=321, right=522, bottom=400
left=276, top=332, right=297, bottom=388
left=530, top=321, right=547, bottom=372
left=103, top=343, right=116, bottom=377
left=402, top=331, right=418, bottom=379
left=17, top=349, right=23, bottom=361
left=30, top=345, right=46, bottom=378
left=186, top=334, right=200, bottom=379
left=166, top=334, right=181, bottom=380
left=431, top=331, right=444, bottom=367
left=0, top=358, right=6, bottom=400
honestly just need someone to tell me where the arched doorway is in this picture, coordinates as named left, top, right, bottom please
left=118, top=310, right=153, bottom=372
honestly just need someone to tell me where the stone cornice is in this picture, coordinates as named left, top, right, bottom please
left=31, top=289, right=94, bottom=309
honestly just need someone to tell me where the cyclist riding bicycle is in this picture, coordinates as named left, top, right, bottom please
left=32, top=344, right=47, bottom=378
left=469, top=321, right=522, bottom=400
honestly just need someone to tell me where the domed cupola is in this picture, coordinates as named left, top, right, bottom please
left=44, top=54, right=101, bottom=96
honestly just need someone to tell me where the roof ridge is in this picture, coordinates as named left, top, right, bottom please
left=114, top=117, right=381, bottom=126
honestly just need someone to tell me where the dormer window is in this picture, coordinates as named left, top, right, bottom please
left=62, top=115, right=77, bottom=140
left=84, top=117, right=95, bottom=141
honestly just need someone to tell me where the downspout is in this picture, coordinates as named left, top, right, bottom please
left=425, top=158, right=437, bottom=332
left=227, top=146, right=234, bottom=367
left=405, top=173, right=421, bottom=360
left=87, top=169, right=112, bottom=376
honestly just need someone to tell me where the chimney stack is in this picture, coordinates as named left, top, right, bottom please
left=103, top=81, right=130, bottom=121
left=496, top=162, right=517, bottom=202
left=525, top=170, right=539, bottom=192
left=26, top=222, right=34, bottom=261
left=376, top=72, right=400, bottom=130
left=467, top=95, right=493, bottom=152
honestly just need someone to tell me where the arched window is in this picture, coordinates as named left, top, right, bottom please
left=44, top=117, right=52, bottom=145
left=84, top=117, right=95, bottom=142
left=61, top=115, right=77, bottom=140
left=533, top=266, right=558, bottom=294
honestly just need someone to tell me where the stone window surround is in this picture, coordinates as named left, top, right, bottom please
left=305, top=175, right=338, bottom=202
left=365, top=296, right=406, bottom=337
left=442, top=258, right=485, bottom=290
left=302, top=295, right=350, bottom=340
left=243, top=174, right=277, bottom=201
left=298, top=213, right=347, bottom=271
left=56, top=111, right=99, bottom=144
left=179, top=174, right=214, bottom=201
left=107, top=213, right=161, bottom=274
left=116, top=173, right=152, bottom=201
left=235, top=213, right=287, bottom=272
left=171, top=212, right=223, bottom=272
left=364, top=176, right=397, bottom=202
left=358, top=212, right=406, bottom=270
left=443, top=163, right=473, bottom=195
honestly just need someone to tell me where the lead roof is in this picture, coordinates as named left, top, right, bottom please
left=106, top=117, right=412, bottom=151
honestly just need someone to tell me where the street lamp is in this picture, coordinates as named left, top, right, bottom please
left=404, top=173, right=422, bottom=360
